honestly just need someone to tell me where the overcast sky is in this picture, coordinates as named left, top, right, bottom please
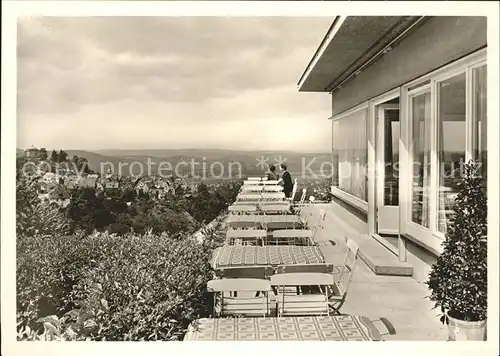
left=17, top=17, right=333, bottom=152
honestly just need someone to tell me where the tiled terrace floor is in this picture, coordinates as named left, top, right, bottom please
left=301, top=202, right=448, bottom=341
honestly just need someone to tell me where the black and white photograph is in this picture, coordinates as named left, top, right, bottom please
left=1, top=1, right=499, bottom=355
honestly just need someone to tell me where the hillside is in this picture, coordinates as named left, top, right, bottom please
left=17, top=148, right=333, bottom=178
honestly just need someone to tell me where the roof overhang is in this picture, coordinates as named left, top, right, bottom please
left=298, top=16, right=427, bottom=93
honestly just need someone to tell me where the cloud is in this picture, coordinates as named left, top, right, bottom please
left=17, top=16, right=333, bottom=151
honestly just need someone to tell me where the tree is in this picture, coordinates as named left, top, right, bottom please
left=50, top=150, right=58, bottom=162
left=426, top=161, right=487, bottom=323
left=39, top=148, right=48, bottom=160
left=58, top=150, right=68, bottom=163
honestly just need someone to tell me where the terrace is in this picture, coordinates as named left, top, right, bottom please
left=300, top=202, right=447, bottom=340
left=187, top=178, right=448, bottom=341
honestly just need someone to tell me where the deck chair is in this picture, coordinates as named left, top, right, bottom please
left=271, top=273, right=333, bottom=317
left=207, top=278, right=273, bottom=317
left=328, top=237, right=359, bottom=315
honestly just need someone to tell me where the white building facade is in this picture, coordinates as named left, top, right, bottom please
left=299, top=16, right=488, bottom=282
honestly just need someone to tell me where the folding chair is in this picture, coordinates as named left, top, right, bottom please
left=207, top=279, right=273, bottom=317
left=309, top=209, right=326, bottom=241
left=226, top=228, right=266, bottom=246
left=328, top=237, right=359, bottom=315
left=271, top=273, right=333, bottom=317
left=286, top=178, right=299, bottom=203
left=270, top=229, right=314, bottom=246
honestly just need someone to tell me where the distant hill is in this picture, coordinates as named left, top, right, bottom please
left=17, top=148, right=333, bottom=178
left=88, top=149, right=332, bottom=178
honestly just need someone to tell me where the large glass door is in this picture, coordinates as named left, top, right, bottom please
left=376, top=104, right=400, bottom=234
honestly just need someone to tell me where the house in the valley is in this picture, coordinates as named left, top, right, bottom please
left=298, top=16, right=487, bottom=282
left=48, top=185, right=71, bottom=208
left=24, top=145, right=40, bottom=158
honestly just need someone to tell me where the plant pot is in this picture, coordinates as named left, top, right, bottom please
left=447, top=314, right=487, bottom=341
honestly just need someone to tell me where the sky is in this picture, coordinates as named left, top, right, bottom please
left=17, top=17, right=333, bottom=152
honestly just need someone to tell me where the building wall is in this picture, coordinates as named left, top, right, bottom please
left=332, top=16, right=487, bottom=116
left=405, top=239, right=438, bottom=284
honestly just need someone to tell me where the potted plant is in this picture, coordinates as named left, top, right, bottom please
left=426, top=160, right=487, bottom=341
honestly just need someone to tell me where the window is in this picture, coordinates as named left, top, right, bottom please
left=437, top=73, right=466, bottom=233
left=472, top=65, right=487, bottom=181
left=332, top=108, right=368, bottom=201
left=404, top=50, right=486, bottom=249
left=410, top=91, right=431, bottom=228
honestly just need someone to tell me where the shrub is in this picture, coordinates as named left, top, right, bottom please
left=17, top=231, right=214, bottom=341
left=426, top=161, right=487, bottom=322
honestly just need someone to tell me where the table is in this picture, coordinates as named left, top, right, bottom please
left=244, top=180, right=280, bottom=186
left=241, top=186, right=264, bottom=192
left=236, top=194, right=262, bottom=201
left=269, top=229, right=313, bottom=245
left=261, top=192, right=286, bottom=201
left=226, top=229, right=267, bottom=245
left=259, top=203, right=291, bottom=214
left=211, top=245, right=325, bottom=268
left=228, top=205, right=258, bottom=213
left=261, top=215, right=303, bottom=230
left=226, top=215, right=260, bottom=229
left=247, top=177, right=266, bottom=181
left=263, top=185, right=283, bottom=192
left=183, top=315, right=383, bottom=341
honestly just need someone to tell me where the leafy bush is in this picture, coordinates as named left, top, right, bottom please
left=17, top=176, right=70, bottom=238
left=17, top=231, right=215, bottom=341
left=426, top=161, right=487, bottom=322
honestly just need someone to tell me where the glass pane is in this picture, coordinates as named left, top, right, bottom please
left=437, top=73, right=466, bottom=234
left=332, top=109, right=367, bottom=201
left=332, top=120, right=339, bottom=187
left=411, top=92, right=431, bottom=228
left=472, top=65, right=487, bottom=182
left=384, top=110, right=400, bottom=206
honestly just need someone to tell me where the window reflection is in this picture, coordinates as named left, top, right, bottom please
left=473, top=65, right=487, bottom=182
left=332, top=109, right=368, bottom=201
left=411, top=92, right=431, bottom=228
left=437, top=73, right=466, bottom=233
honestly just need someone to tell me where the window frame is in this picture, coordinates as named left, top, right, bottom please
left=329, top=101, right=370, bottom=210
left=401, top=49, right=487, bottom=252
